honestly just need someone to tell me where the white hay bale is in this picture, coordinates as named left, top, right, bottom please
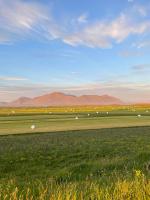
left=31, top=125, right=36, bottom=130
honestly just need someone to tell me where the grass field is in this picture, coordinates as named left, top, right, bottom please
left=0, top=106, right=150, bottom=199
left=1, top=105, right=150, bottom=135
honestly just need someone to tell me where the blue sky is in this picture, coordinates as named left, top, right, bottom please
left=0, top=0, right=150, bottom=102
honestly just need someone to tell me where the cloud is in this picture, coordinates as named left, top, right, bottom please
left=0, top=83, right=57, bottom=102
left=119, top=50, right=143, bottom=57
left=0, top=1, right=150, bottom=48
left=62, top=81, right=150, bottom=91
left=0, top=76, right=28, bottom=81
left=132, top=64, right=150, bottom=72
left=128, top=0, right=134, bottom=3
left=63, top=11, right=150, bottom=48
left=134, top=40, right=150, bottom=49
left=77, top=13, right=88, bottom=24
left=134, top=5, right=148, bottom=17
left=0, top=0, right=61, bottom=43
left=0, top=34, right=11, bottom=44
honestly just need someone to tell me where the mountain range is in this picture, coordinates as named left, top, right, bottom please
left=0, top=92, right=124, bottom=107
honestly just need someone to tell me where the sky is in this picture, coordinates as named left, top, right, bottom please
left=0, top=0, right=150, bottom=103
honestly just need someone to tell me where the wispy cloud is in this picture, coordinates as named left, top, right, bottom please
left=63, top=11, right=150, bottom=48
left=128, top=0, right=134, bottom=3
left=132, top=64, right=150, bottom=72
left=134, top=4, right=148, bottom=17
left=0, top=34, right=11, bottom=44
left=0, top=76, right=28, bottom=81
left=62, top=81, right=150, bottom=92
left=0, top=0, right=61, bottom=43
left=119, top=50, right=144, bottom=57
left=134, top=40, right=150, bottom=49
left=0, top=1, right=150, bottom=48
left=77, top=13, right=88, bottom=24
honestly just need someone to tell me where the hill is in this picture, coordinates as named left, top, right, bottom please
left=6, top=92, right=123, bottom=107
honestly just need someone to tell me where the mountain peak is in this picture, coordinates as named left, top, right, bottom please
left=6, top=92, right=124, bottom=107
left=18, top=97, right=31, bottom=100
left=50, top=92, right=66, bottom=96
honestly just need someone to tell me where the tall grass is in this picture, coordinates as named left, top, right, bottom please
left=0, top=171, right=149, bottom=200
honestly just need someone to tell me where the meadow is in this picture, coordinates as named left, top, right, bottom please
left=1, top=105, right=150, bottom=135
left=0, top=105, right=150, bottom=199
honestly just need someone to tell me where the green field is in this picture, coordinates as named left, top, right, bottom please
left=1, top=105, right=150, bottom=135
left=0, top=106, right=150, bottom=199
left=0, top=126, right=150, bottom=181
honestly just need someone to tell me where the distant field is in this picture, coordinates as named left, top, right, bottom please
left=0, top=105, right=150, bottom=135
left=0, top=104, right=150, bottom=115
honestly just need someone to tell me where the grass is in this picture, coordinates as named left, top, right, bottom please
left=0, top=106, right=150, bottom=199
left=0, top=173, right=150, bottom=199
left=1, top=105, right=150, bottom=135
left=0, top=126, right=150, bottom=182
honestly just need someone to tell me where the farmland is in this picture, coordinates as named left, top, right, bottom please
left=1, top=105, right=150, bottom=135
left=0, top=105, right=150, bottom=199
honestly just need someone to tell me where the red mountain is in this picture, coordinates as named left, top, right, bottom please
left=32, top=92, right=77, bottom=106
left=7, top=92, right=124, bottom=107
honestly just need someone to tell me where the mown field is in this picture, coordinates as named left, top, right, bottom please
left=0, top=106, right=150, bottom=199
left=1, top=105, right=150, bottom=135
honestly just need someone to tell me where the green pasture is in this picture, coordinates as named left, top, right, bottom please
left=0, top=126, right=150, bottom=185
left=0, top=106, right=150, bottom=135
